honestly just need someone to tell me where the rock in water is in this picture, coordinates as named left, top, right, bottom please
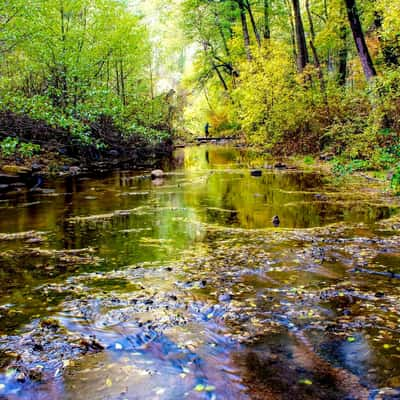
left=251, top=170, right=262, bottom=177
left=69, top=166, right=81, bottom=175
left=272, top=215, right=280, bottom=227
left=274, top=162, right=287, bottom=170
left=151, top=169, right=164, bottom=179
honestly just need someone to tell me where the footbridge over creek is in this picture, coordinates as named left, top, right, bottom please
left=195, top=136, right=237, bottom=143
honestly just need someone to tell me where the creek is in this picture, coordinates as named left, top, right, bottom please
left=0, top=145, right=400, bottom=400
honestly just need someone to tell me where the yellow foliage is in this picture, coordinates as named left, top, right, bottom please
left=232, top=43, right=316, bottom=147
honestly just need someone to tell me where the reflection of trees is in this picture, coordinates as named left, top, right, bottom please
left=179, top=146, right=394, bottom=229
left=182, top=168, right=325, bottom=229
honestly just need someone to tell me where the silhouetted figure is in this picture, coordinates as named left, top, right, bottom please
left=204, top=122, right=210, bottom=138
left=272, top=215, right=280, bottom=227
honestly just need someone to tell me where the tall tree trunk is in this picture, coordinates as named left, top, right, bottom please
left=237, top=0, right=252, bottom=60
left=203, top=42, right=229, bottom=92
left=285, top=0, right=298, bottom=67
left=305, top=0, right=315, bottom=39
left=292, top=0, right=309, bottom=72
left=213, top=63, right=229, bottom=91
left=305, top=0, right=325, bottom=94
left=245, top=0, right=261, bottom=47
left=338, top=24, right=348, bottom=85
left=120, top=59, right=126, bottom=106
left=264, top=0, right=270, bottom=40
left=115, top=61, right=120, bottom=97
left=344, top=0, right=376, bottom=81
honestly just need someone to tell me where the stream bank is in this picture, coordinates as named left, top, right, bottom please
left=0, top=111, right=173, bottom=194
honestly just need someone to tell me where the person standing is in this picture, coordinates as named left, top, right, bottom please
left=205, top=122, right=210, bottom=138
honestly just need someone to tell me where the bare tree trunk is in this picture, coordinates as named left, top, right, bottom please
left=292, top=0, right=309, bottom=72
left=305, top=0, right=315, bottom=39
left=344, top=0, right=376, bottom=81
left=213, top=63, right=229, bottom=91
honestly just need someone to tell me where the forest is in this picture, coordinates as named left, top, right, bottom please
left=0, top=0, right=399, bottom=181
left=178, top=0, right=400, bottom=187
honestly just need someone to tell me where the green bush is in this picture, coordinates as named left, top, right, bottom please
left=331, top=157, right=371, bottom=176
left=19, top=142, right=41, bottom=158
left=0, top=137, right=19, bottom=157
left=0, top=137, right=41, bottom=159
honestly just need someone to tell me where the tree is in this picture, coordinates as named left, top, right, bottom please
left=292, top=0, right=309, bottom=72
left=344, top=0, right=377, bottom=81
left=237, top=0, right=252, bottom=60
left=264, top=0, right=271, bottom=40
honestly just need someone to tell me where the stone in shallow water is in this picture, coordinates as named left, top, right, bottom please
left=151, top=169, right=164, bottom=179
left=251, top=170, right=262, bottom=177
left=274, top=162, right=287, bottom=169
left=219, top=293, right=233, bottom=302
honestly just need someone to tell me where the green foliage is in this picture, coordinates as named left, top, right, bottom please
left=0, top=137, right=19, bottom=157
left=303, top=156, right=315, bottom=165
left=0, top=0, right=174, bottom=145
left=0, top=137, right=41, bottom=158
left=332, top=158, right=371, bottom=176
left=19, top=142, right=41, bottom=158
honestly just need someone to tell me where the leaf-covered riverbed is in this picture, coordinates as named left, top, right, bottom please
left=0, top=145, right=400, bottom=399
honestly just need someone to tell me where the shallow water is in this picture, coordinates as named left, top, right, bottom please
left=0, top=145, right=400, bottom=399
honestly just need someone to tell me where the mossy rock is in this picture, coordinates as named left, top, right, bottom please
left=1, top=165, right=31, bottom=175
